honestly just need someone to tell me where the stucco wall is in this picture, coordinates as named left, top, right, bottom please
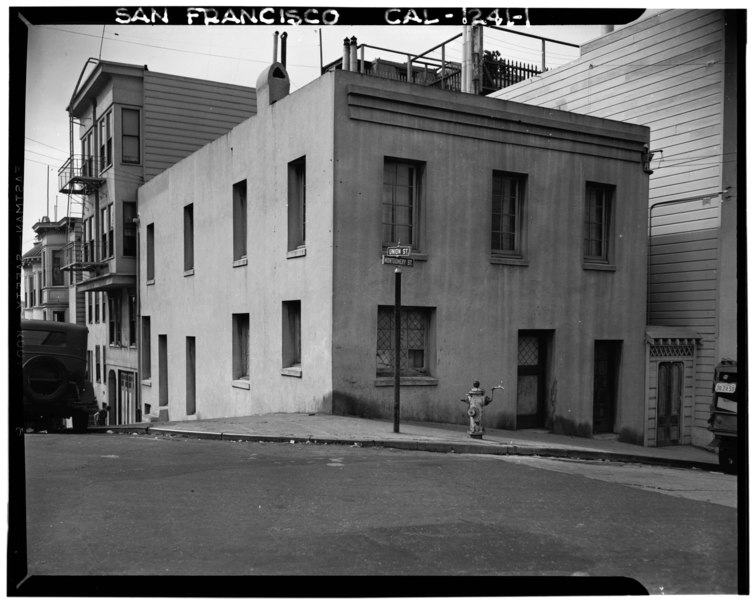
left=138, top=74, right=335, bottom=420
left=329, top=72, right=650, bottom=441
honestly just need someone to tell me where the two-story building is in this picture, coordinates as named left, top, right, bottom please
left=138, top=62, right=652, bottom=442
left=491, top=9, right=741, bottom=447
left=57, top=59, right=256, bottom=424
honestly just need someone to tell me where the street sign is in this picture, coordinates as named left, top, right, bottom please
left=386, top=246, right=411, bottom=257
left=382, top=255, right=414, bottom=267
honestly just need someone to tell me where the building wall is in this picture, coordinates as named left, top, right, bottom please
left=328, top=72, right=650, bottom=441
left=138, top=74, right=334, bottom=421
left=491, top=9, right=736, bottom=446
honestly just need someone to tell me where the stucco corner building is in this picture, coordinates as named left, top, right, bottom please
left=139, top=61, right=652, bottom=443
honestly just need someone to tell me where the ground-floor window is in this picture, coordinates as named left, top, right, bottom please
left=376, top=306, right=433, bottom=377
left=282, top=301, right=301, bottom=370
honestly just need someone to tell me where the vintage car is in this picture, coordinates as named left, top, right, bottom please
left=21, top=319, right=97, bottom=433
left=707, top=360, right=739, bottom=474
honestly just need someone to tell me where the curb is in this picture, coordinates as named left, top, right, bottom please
left=90, top=424, right=721, bottom=472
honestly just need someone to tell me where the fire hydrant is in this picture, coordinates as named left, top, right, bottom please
left=460, top=381, right=493, bottom=439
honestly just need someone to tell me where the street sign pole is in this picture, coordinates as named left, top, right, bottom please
left=394, top=266, right=401, bottom=433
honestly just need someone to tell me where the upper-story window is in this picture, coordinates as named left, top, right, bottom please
left=101, top=204, right=114, bottom=259
left=288, top=157, right=306, bottom=253
left=82, top=130, right=94, bottom=176
left=232, top=180, right=247, bottom=264
left=383, top=159, right=423, bottom=250
left=98, top=110, right=113, bottom=171
left=123, top=203, right=137, bottom=257
left=51, top=250, right=64, bottom=286
left=584, top=183, right=615, bottom=266
left=491, top=172, right=526, bottom=258
left=122, top=108, right=140, bottom=164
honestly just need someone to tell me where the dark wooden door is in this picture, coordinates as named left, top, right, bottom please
left=517, top=334, right=546, bottom=429
left=657, top=361, right=683, bottom=445
left=593, top=341, right=621, bottom=434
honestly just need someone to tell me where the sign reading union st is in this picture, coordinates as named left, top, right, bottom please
left=386, top=246, right=411, bottom=257
left=382, top=255, right=414, bottom=267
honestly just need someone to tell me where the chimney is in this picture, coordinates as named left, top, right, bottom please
left=342, top=37, right=351, bottom=71
left=349, top=36, right=358, bottom=73
left=280, top=32, right=288, bottom=68
left=256, top=62, right=290, bottom=106
left=273, top=31, right=279, bottom=62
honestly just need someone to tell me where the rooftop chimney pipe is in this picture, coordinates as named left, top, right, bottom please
left=349, top=36, right=358, bottom=73
left=342, top=37, right=351, bottom=71
left=273, top=31, right=279, bottom=63
left=280, top=32, right=288, bottom=67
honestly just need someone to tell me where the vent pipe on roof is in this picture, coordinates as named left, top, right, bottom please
left=273, top=31, right=279, bottom=62
left=349, top=36, right=358, bottom=73
left=280, top=32, right=288, bottom=67
left=342, top=37, right=351, bottom=71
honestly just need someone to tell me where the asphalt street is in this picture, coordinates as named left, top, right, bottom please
left=13, top=433, right=740, bottom=595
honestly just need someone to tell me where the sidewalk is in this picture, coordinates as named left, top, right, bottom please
left=95, top=412, right=721, bottom=471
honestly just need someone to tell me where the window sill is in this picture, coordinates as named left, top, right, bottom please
left=583, top=262, right=616, bottom=272
left=142, top=379, right=152, bottom=387
left=281, top=367, right=302, bottom=378
left=146, top=279, right=155, bottom=286
left=184, top=268, right=195, bottom=277
left=375, top=376, right=439, bottom=387
left=232, top=379, right=250, bottom=390
left=287, top=247, right=306, bottom=259
left=490, top=255, right=529, bottom=267
left=233, top=257, right=248, bottom=268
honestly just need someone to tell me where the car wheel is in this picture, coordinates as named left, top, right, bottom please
left=23, top=356, right=68, bottom=402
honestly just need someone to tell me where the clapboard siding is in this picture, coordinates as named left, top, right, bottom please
left=143, top=71, right=256, bottom=182
left=493, top=9, right=726, bottom=210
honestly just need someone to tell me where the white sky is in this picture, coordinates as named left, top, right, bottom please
left=17, top=4, right=661, bottom=253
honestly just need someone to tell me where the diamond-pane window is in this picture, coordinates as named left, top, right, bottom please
left=377, top=306, right=431, bottom=376
left=518, top=336, right=539, bottom=366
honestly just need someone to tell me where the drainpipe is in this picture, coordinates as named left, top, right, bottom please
left=134, top=215, right=141, bottom=419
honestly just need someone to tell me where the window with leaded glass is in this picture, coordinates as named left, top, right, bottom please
left=376, top=306, right=432, bottom=376
left=491, top=171, right=525, bottom=256
left=584, top=183, right=614, bottom=263
left=382, top=159, right=423, bottom=249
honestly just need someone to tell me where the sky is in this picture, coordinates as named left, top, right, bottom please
left=14, top=4, right=661, bottom=254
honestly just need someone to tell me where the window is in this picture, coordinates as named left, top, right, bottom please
left=82, top=130, right=94, bottom=176
left=146, top=223, right=155, bottom=282
left=584, top=183, right=614, bottom=264
left=288, top=157, right=306, bottom=252
left=232, top=313, right=250, bottom=381
left=282, top=301, right=301, bottom=372
left=94, top=291, right=100, bottom=323
left=98, top=110, right=112, bottom=170
left=83, top=217, right=93, bottom=262
left=51, top=250, right=64, bottom=286
left=122, top=108, right=140, bottom=164
left=377, top=306, right=433, bottom=377
left=492, top=172, right=525, bottom=256
left=95, top=345, right=101, bottom=382
left=233, top=180, right=247, bottom=262
left=141, top=316, right=151, bottom=379
left=101, top=204, right=113, bottom=259
left=128, top=292, right=137, bottom=347
left=87, top=350, right=93, bottom=382
left=184, top=203, right=194, bottom=272
left=383, top=159, right=423, bottom=249
left=123, top=203, right=137, bottom=257
left=109, top=294, right=122, bottom=346
left=87, top=293, right=93, bottom=323
left=186, top=337, right=196, bottom=415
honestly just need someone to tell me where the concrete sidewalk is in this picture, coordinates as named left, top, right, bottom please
left=94, top=412, right=721, bottom=472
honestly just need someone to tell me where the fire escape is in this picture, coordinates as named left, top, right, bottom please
left=57, top=154, right=105, bottom=275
